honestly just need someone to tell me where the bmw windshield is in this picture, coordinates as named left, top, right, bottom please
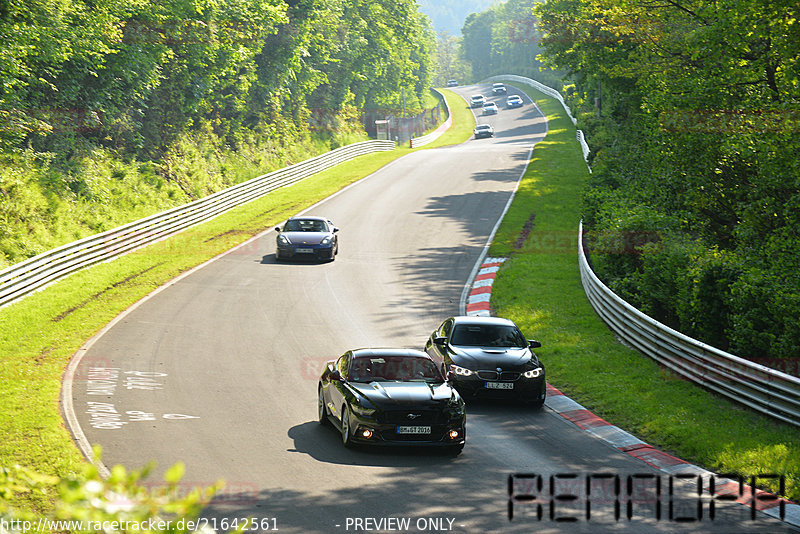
left=451, top=324, right=527, bottom=348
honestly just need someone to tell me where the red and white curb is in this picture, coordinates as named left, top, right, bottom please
left=466, top=257, right=506, bottom=317
left=464, top=256, right=800, bottom=528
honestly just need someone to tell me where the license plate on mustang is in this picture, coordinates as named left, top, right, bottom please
left=396, top=426, right=431, bottom=434
left=295, top=248, right=313, bottom=253
left=485, top=382, right=514, bottom=390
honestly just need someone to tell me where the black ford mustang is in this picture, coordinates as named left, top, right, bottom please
left=318, top=348, right=466, bottom=452
left=425, top=316, right=546, bottom=407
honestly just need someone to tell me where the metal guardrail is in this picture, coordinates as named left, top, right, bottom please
left=410, top=89, right=452, bottom=148
left=485, top=75, right=591, bottom=172
left=0, top=140, right=395, bottom=308
left=578, top=221, right=800, bottom=427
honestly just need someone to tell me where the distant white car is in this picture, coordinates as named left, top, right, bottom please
left=482, top=102, right=498, bottom=115
left=506, top=95, right=524, bottom=108
left=473, top=124, right=494, bottom=139
left=492, top=83, right=507, bottom=94
left=470, top=94, right=485, bottom=108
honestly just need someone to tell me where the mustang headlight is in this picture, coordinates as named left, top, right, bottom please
left=351, top=404, right=376, bottom=417
left=278, top=234, right=291, bottom=245
left=523, top=367, right=543, bottom=379
left=450, top=364, right=474, bottom=377
left=320, top=236, right=332, bottom=245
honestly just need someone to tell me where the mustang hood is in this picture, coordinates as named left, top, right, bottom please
left=351, top=382, right=453, bottom=405
left=451, top=346, right=533, bottom=368
left=282, top=231, right=329, bottom=245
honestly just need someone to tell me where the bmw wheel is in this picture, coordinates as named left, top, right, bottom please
left=318, top=386, right=329, bottom=426
left=528, top=398, right=545, bottom=410
left=341, top=405, right=354, bottom=448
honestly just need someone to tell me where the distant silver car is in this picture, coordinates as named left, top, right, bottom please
left=482, top=102, right=498, bottom=115
left=506, top=95, right=524, bottom=108
left=492, top=82, right=507, bottom=94
left=470, top=94, right=485, bottom=108
left=473, top=124, right=494, bottom=139
left=275, top=216, right=339, bottom=261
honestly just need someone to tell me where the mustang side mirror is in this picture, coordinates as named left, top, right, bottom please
left=528, top=339, right=542, bottom=349
left=433, top=336, right=448, bottom=347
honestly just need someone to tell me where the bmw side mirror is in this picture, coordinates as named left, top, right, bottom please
left=528, top=339, right=542, bottom=349
left=434, top=336, right=448, bottom=347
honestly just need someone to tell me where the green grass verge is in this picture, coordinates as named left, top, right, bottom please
left=490, top=83, right=800, bottom=501
left=0, top=114, right=475, bottom=516
left=421, top=89, right=475, bottom=149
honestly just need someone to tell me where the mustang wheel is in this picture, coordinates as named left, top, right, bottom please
left=341, top=405, right=354, bottom=448
left=448, top=444, right=464, bottom=456
left=318, top=387, right=330, bottom=426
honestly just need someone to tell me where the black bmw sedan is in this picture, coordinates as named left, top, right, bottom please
left=318, top=348, right=466, bottom=452
left=425, top=316, right=546, bottom=407
left=275, top=216, right=338, bottom=261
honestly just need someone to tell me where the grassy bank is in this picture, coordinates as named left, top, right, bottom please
left=0, top=90, right=474, bottom=516
left=490, top=84, right=800, bottom=500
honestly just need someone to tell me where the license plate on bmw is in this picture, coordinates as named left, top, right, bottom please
left=485, top=381, right=514, bottom=390
left=396, top=426, right=431, bottom=434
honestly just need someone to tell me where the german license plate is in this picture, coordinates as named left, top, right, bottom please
left=296, top=248, right=313, bottom=253
left=485, top=381, right=514, bottom=390
left=396, top=426, right=431, bottom=434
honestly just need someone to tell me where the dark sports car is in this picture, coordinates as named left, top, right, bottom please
left=425, top=316, right=546, bottom=407
left=275, top=216, right=338, bottom=261
left=318, top=348, right=466, bottom=452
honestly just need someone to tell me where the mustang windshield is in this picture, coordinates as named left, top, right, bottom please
left=451, top=324, right=527, bottom=348
left=349, top=356, right=443, bottom=383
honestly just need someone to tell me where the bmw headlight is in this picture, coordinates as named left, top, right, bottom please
left=450, top=364, right=474, bottom=377
left=351, top=403, right=376, bottom=416
left=278, top=234, right=291, bottom=245
left=523, top=367, right=543, bottom=379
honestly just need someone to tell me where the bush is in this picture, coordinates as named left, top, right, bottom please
left=1, top=451, right=221, bottom=533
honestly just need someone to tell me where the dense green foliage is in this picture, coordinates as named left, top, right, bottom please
left=417, top=0, right=495, bottom=36
left=533, top=0, right=800, bottom=363
left=432, top=32, right=473, bottom=86
left=491, top=83, right=799, bottom=502
left=459, top=0, right=562, bottom=86
left=0, top=0, right=435, bottom=268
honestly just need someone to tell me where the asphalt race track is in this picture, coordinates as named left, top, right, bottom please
left=67, top=85, right=794, bottom=533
